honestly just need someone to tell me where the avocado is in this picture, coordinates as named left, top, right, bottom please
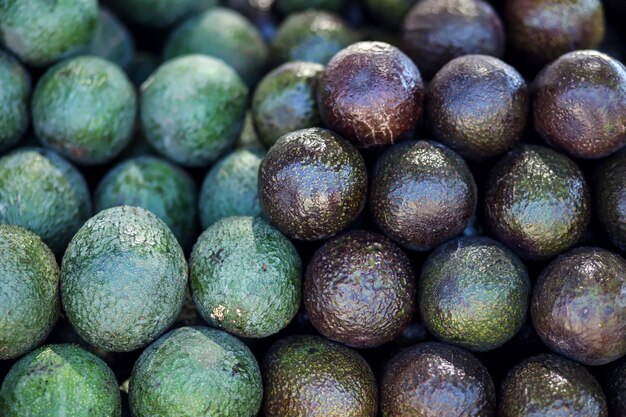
left=0, top=50, right=30, bottom=152
left=0, top=225, right=59, bottom=360
left=32, top=56, right=137, bottom=165
left=0, top=0, right=98, bottom=66
left=271, top=10, right=358, bottom=66
left=127, top=52, right=159, bottom=88
left=275, top=0, right=347, bottom=14
left=531, top=247, right=626, bottom=366
left=381, top=342, right=496, bottom=416
left=190, top=216, right=301, bottom=338
left=140, top=55, right=248, bottom=167
left=84, top=8, right=135, bottom=70
left=484, top=145, right=590, bottom=260
left=370, top=140, right=477, bottom=251
left=258, top=127, right=367, bottom=240
left=129, top=326, right=262, bottom=417
left=252, top=61, right=324, bottom=148
left=365, top=0, right=416, bottom=28
left=236, top=111, right=266, bottom=154
left=106, top=0, right=218, bottom=28
left=198, top=149, right=262, bottom=229
left=0, top=148, right=92, bottom=254
left=263, top=334, right=378, bottom=417
left=607, top=360, right=626, bottom=417
left=427, top=54, right=529, bottom=161
left=499, top=354, right=607, bottom=417
left=595, top=149, right=626, bottom=251
left=318, top=41, right=424, bottom=148
left=164, top=7, right=268, bottom=86
left=304, top=230, right=416, bottom=348
left=94, top=156, right=198, bottom=251
left=61, top=206, right=188, bottom=352
left=401, top=0, right=505, bottom=79
left=533, top=50, right=626, bottom=159
left=0, top=344, right=121, bottom=417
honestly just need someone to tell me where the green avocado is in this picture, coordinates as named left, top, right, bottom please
left=595, top=148, right=626, bottom=251
left=236, top=111, right=266, bottom=154
left=275, top=0, right=347, bottom=14
left=0, top=50, right=30, bottom=152
left=84, top=8, right=135, bottom=69
left=365, top=0, right=416, bottom=28
left=106, top=0, right=218, bottom=28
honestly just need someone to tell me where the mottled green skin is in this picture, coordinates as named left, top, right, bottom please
left=106, top=0, right=218, bottom=28
left=190, top=216, right=301, bottom=338
left=606, top=361, right=626, bottom=416
left=84, top=8, right=135, bottom=69
left=95, top=156, right=198, bottom=251
left=485, top=145, right=590, bottom=260
left=0, top=148, right=91, bottom=254
left=258, top=127, right=368, bottom=241
left=0, top=0, right=97, bottom=66
left=164, top=8, right=268, bottom=86
left=0, top=50, right=30, bottom=152
left=276, top=0, right=347, bottom=13
left=263, top=335, right=378, bottom=417
left=252, top=61, right=324, bottom=148
left=33, top=56, right=137, bottom=165
left=0, top=225, right=59, bottom=360
left=141, top=55, right=248, bottom=167
left=199, top=149, right=262, bottom=229
left=531, top=247, right=626, bottom=366
left=595, top=149, right=626, bottom=251
left=129, top=327, right=262, bottom=417
left=0, top=344, right=122, bottom=417
left=419, top=237, right=530, bottom=352
left=61, top=206, right=188, bottom=352
left=271, top=10, right=359, bottom=66
left=499, top=354, right=607, bottom=417
left=365, top=0, right=416, bottom=28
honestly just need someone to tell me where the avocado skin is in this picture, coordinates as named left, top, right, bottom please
left=427, top=55, right=528, bottom=161
left=0, top=50, right=30, bottom=152
left=276, top=0, right=347, bottom=14
left=533, top=50, right=626, bottom=159
left=304, top=230, right=416, bottom=348
left=0, top=344, right=122, bottom=417
left=595, top=149, right=626, bottom=251
left=252, top=61, right=324, bottom=148
left=33, top=56, right=137, bottom=165
left=606, top=361, right=626, bottom=417
left=263, top=334, right=378, bottom=417
left=61, top=206, right=188, bottom=352
left=381, top=342, right=496, bottom=417
left=190, top=216, right=301, bottom=338
left=499, top=354, right=607, bottom=417
left=371, top=140, right=477, bottom=251
left=365, top=0, right=416, bottom=28
left=0, top=148, right=92, bottom=254
left=0, top=225, right=59, bottom=360
left=140, top=55, right=248, bottom=167
left=531, top=247, right=626, bottom=366
left=258, top=127, right=367, bottom=241
left=84, top=8, right=135, bottom=70
left=485, top=145, right=590, bottom=260
left=129, top=326, right=262, bottom=417
left=106, top=0, right=218, bottom=28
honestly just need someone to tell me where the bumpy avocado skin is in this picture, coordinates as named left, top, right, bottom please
left=199, top=149, right=262, bottom=229
left=32, top=56, right=136, bottom=165
left=595, top=149, right=626, bottom=251
left=485, top=145, right=590, bottom=260
left=0, top=344, right=122, bottom=417
left=263, top=335, right=378, bottom=417
left=0, top=148, right=92, bottom=254
left=129, top=326, right=262, bottom=417
left=607, top=361, right=626, bottom=416
left=84, top=8, right=135, bottom=69
left=531, top=247, right=626, bottom=366
left=0, top=50, right=30, bottom=152
left=94, top=156, right=198, bottom=251
left=252, top=61, right=324, bottom=148
left=61, top=206, right=188, bottom=352
left=499, top=354, right=607, bottom=417
left=140, top=55, right=248, bottom=167
left=258, top=127, right=367, bottom=241
left=381, top=342, right=496, bottom=417
left=276, top=0, right=347, bottom=14
left=0, top=225, right=59, bottom=360
left=304, top=230, right=416, bottom=348
left=0, top=0, right=98, bottom=66
left=106, top=0, right=218, bottom=28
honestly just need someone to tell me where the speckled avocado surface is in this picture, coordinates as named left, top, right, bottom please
left=129, top=326, right=262, bottom=417
left=84, top=8, right=135, bottom=69
left=140, top=55, right=248, bottom=167
left=595, top=149, right=626, bottom=251
left=106, top=0, right=218, bottom=28
left=275, top=0, right=347, bottom=14
left=0, top=50, right=30, bottom=152
left=365, top=0, right=416, bottom=28
left=60, top=206, right=188, bottom=352
left=0, top=344, right=122, bottom=417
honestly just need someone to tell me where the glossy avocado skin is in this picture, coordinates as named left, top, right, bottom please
left=61, top=206, right=188, bottom=352
left=263, top=335, right=378, bottom=417
left=485, top=145, right=590, bottom=260
left=0, top=344, right=122, bottom=417
left=595, top=149, right=626, bottom=251
left=304, top=230, right=416, bottom=348
left=0, top=50, right=30, bottom=152
left=365, top=0, right=416, bottom=28
left=381, top=342, right=496, bottom=417
left=106, top=0, right=218, bottom=28
left=499, top=354, right=608, bottom=417
left=371, top=140, right=477, bottom=251
left=276, top=0, right=347, bottom=14
left=129, top=326, right=262, bottom=417
left=533, top=50, right=626, bottom=159
left=258, top=127, right=367, bottom=241
left=531, top=247, right=626, bottom=366
left=84, top=8, right=135, bottom=69
left=606, top=361, right=626, bottom=416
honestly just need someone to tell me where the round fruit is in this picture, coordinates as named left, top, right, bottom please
left=84, top=8, right=135, bottom=69
left=595, top=149, right=626, bottom=251
left=106, top=0, right=218, bottom=28
left=0, top=50, right=30, bottom=152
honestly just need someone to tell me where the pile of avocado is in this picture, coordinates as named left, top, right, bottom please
left=1, top=0, right=626, bottom=416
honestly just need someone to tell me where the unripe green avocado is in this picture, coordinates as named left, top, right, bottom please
left=84, top=8, right=135, bottom=69
left=0, top=50, right=30, bottom=152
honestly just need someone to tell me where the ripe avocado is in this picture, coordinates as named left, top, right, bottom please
left=275, top=0, right=347, bottom=14
left=84, top=8, right=135, bottom=69
left=595, top=149, right=626, bottom=251
left=106, top=0, right=218, bottom=28
left=0, top=50, right=30, bottom=152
